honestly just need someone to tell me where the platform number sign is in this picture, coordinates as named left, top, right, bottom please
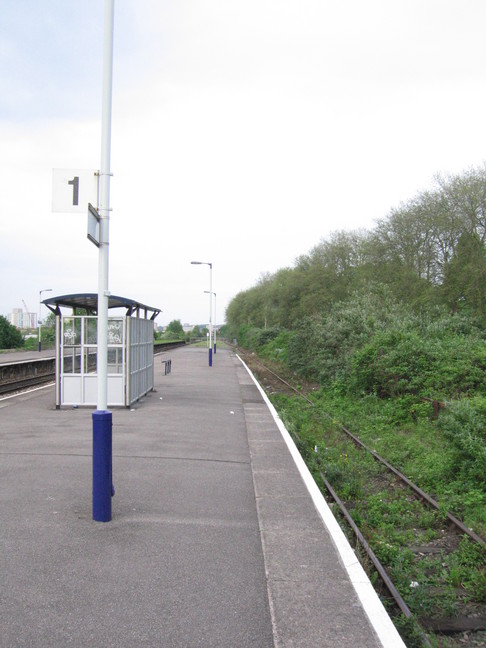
left=68, top=176, right=80, bottom=206
left=52, top=169, right=98, bottom=213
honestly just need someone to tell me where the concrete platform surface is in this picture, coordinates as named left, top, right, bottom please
left=0, top=346, right=404, bottom=647
left=0, top=348, right=56, bottom=364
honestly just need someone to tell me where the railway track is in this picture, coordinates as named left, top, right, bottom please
left=0, top=373, right=55, bottom=396
left=0, top=342, right=184, bottom=397
left=237, top=348, right=486, bottom=648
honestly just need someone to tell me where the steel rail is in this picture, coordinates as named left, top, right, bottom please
left=337, top=423, right=486, bottom=549
left=0, top=374, right=55, bottom=396
left=240, top=350, right=486, bottom=549
left=288, top=426, right=433, bottom=647
left=0, top=342, right=184, bottom=396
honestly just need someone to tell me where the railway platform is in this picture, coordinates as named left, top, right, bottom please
left=0, top=345, right=405, bottom=647
left=0, top=348, right=56, bottom=364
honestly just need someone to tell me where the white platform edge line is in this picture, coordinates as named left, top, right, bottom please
left=0, top=382, right=55, bottom=402
left=237, top=355, right=406, bottom=648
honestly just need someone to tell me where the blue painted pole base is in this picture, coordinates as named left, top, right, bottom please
left=214, top=343, right=216, bottom=354
left=92, top=410, right=113, bottom=522
left=209, top=347, right=213, bottom=367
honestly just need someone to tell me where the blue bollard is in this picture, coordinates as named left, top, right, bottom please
left=209, top=347, right=213, bottom=367
left=92, top=410, right=113, bottom=522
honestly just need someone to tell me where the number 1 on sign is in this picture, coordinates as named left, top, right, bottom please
left=68, top=176, right=79, bottom=206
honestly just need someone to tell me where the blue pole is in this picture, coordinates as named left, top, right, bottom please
left=209, top=347, right=213, bottom=367
left=92, top=410, right=113, bottom=522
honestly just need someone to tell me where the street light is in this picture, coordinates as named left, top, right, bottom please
left=38, top=288, right=52, bottom=352
left=191, top=261, right=213, bottom=366
left=92, top=0, right=115, bottom=524
left=204, top=290, right=216, bottom=354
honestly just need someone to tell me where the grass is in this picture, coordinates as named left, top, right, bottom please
left=270, top=389, right=486, bottom=647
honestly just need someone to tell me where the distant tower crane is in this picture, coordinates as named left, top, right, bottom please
left=22, top=300, right=35, bottom=328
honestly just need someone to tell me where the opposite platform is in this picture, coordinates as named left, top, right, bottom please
left=0, top=345, right=405, bottom=647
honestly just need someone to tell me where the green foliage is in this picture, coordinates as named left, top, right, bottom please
left=437, top=400, right=486, bottom=485
left=351, top=325, right=486, bottom=399
left=226, top=163, right=486, bottom=332
left=163, top=319, right=185, bottom=340
left=258, top=330, right=294, bottom=364
left=22, top=337, right=38, bottom=351
left=22, top=325, right=55, bottom=351
left=0, top=315, right=24, bottom=349
left=286, top=285, right=411, bottom=384
left=217, top=324, right=229, bottom=339
left=442, top=231, right=486, bottom=316
left=191, top=324, right=202, bottom=337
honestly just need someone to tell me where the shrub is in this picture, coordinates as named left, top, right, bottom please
left=0, top=315, right=24, bottom=349
left=350, top=330, right=435, bottom=398
left=437, top=400, right=486, bottom=485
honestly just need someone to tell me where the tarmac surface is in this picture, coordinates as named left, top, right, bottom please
left=0, top=345, right=405, bottom=647
left=0, top=348, right=56, bottom=364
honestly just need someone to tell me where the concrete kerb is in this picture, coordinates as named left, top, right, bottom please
left=237, top=353, right=407, bottom=648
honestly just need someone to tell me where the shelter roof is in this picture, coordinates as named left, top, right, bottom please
left=43, top=293, right=161, bottom=320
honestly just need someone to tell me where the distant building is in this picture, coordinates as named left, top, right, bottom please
left=9, top=308, right=37, bottom=329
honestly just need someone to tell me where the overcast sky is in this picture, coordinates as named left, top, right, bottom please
left=2, top=1, right=486, bottom=326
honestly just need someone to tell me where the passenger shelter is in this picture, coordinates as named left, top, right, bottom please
left=43, top=293, right=161, bottom=408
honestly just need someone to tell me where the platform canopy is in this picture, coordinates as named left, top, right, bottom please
left=43, top=293, right=161, bottom=320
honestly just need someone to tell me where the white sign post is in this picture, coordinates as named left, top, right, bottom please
left=51, top=2, right=114, bottom=524
left=87, top=203, right=101, bottom=247
left=92, top=0, right=115, bottom=524
left=52, top=169, right=98, bottom=213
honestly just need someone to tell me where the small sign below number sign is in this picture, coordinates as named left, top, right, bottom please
left=52, top=169, right=98, bottom=213
left=87, top=203, right=101, bottom=247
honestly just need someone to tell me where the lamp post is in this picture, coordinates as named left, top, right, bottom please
left=191, top=261, right=213, bottom=366
left=204, top=290, right=216, bottom=354
left=92, top=0, right=115, bottom=523
left=38, top=288, right=53, bottom=352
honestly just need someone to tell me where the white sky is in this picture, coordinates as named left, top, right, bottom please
left=1, top=1, right=486, bottom=326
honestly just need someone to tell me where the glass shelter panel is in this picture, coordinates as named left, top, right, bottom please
left=63, top=317, right=81, bottom=347
left=107, top=319, right=123, bottom=345
left=84, top=348, right=98, bottom=374
left=84, top=317, right=98, bottom=344
left=60, top=315, right=126, bottom=406
left=108, top=347, right=123, bottom=374
left=63, top=348, right=82, bottom=374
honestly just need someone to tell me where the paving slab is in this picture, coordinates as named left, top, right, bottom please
left=0, top=345, right=405, bottom=647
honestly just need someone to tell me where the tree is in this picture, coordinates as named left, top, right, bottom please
left=164, top=319, right=184, bottom=340
left=191, top=324, right=202, bottom=337
left=442, top=232, right=486, bottom=317
left=0, top=316, right=24, bottom=349
left=225, top=163, right=486, bottom=328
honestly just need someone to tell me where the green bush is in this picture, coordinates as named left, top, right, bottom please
left=350, top=330, right=434, bottom=398
left=349, top=325, right=486, bottom=399
left=258, top=329, right=294, bottom=364
left=437, top=400, right=486, bottom=485
left=0, top=315, right=24, bottom=349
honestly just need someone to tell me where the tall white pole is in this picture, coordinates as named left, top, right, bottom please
left=205, top=290, right=216, bottom=353
left=209, top=264, right=213, bottom=359
left=38, top=292, right=42, bottom=353
left=38, top=288, right=52, bottom=352
left=213, top=292, right=217, bottom=353
left=97, top=0, right=114, bottom=410
left=93, top=0, right=115, bottom=523
left=191, top=261, right=213, bottom=366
